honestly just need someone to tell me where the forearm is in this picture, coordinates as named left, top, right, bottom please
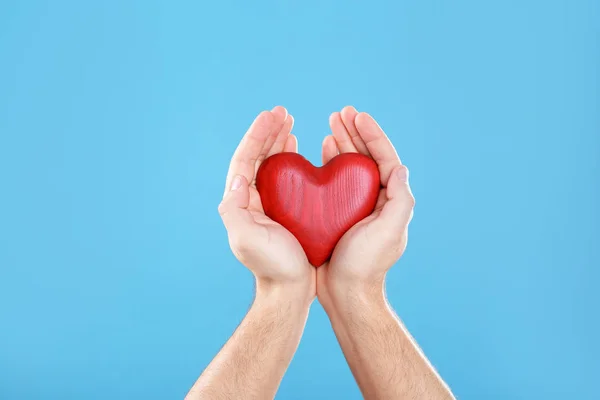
left=322, top=279, right=454, bottom=400
left=186, top=281, right=312, bottom=400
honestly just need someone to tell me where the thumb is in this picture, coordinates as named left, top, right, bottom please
left=375, top=165, right=415, bottom=233
left=218, top=175, right=253, bottom=232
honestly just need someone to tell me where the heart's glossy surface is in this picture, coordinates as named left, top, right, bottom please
left=256, top=152, right=380, bottom=266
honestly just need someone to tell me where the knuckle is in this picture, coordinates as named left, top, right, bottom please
left=230, top=235, right=251, bottom=257
left=384, top=225, right=405, bottom=243
left=217, top=201, right=227, bottom=216
left=385, top=230, right=408, bottom=255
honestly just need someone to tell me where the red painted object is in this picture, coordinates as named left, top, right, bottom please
left=256, top=152, right=380, bottom=266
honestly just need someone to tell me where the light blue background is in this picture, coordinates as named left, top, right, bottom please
left=0, top=1, right=598, bottom=399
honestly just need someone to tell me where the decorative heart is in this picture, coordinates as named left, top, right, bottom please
left=256, top=152, right=380, bottom=266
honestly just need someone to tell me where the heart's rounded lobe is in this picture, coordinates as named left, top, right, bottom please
left=256, top=152, right=380, bottom=266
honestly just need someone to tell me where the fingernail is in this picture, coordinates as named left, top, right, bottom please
left=231, top=175, right=242, bottom=191
left=397, top=167, right=409, bottom=182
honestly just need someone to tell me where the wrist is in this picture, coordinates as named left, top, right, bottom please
left=319, top=274, right=387, bottom=315
left=255, top=277, right=315, bottom=308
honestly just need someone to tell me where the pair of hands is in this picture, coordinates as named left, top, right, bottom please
left=218, top=106, right=415, bottom=304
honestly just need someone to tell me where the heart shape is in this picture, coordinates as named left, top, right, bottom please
left=256, top=152, right=380, bottom=266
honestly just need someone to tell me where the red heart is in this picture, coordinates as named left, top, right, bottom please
left=256, top=152, right=380, bottom=266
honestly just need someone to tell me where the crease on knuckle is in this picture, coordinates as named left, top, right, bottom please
left=217, top=201, right=228, bottom=216
left=232, top=154, right=258, bottom=168
left=381, top=225, right=406, bottom=249
left=230, top=235, right=252, bottom=259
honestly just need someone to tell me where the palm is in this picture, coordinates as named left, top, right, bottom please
left=247, top=185, right=309, bottom=279
left=317, top=107, right=407, bottom=288
left=327, top=188, right=393, bottom=276
left=221, top=107, right=311, bottom=283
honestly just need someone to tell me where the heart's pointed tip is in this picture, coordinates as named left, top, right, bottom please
left=312, top=256, right=327, bottom=266
left=307, top=250, right=332, bottom=267
left=309, top=259, right=328, bottom=268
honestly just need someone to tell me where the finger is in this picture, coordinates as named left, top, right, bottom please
left=267, top=114, right=294, bottom=156
left=355, top=112, right=402, bottom=186
left=225, top=111, right=275, bottom=194
left=321, top=135, right=339, bottom=165
left=373, top=188, right=387, bottom=212
left=258, top=106, right=288, bottom=161
left=329, top=112, right=358, bottom=153
left=283, top=134, right=298, bottom=152
left=218, top=175, right=254, bottom=232
left=340, top=106, right=369, bottom=155
left=372, top=166, right=415, bottom=234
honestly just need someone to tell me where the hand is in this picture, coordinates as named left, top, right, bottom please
left=218, top=107, right=315, bottom=299
left=317, top=106, right=415, bottom=300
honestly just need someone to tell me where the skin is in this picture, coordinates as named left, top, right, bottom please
left=185, top=107, right=315, bottom=400
left=318, top=106, right=455, bottom=399
left=186, top=106, right=454, bottom=400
